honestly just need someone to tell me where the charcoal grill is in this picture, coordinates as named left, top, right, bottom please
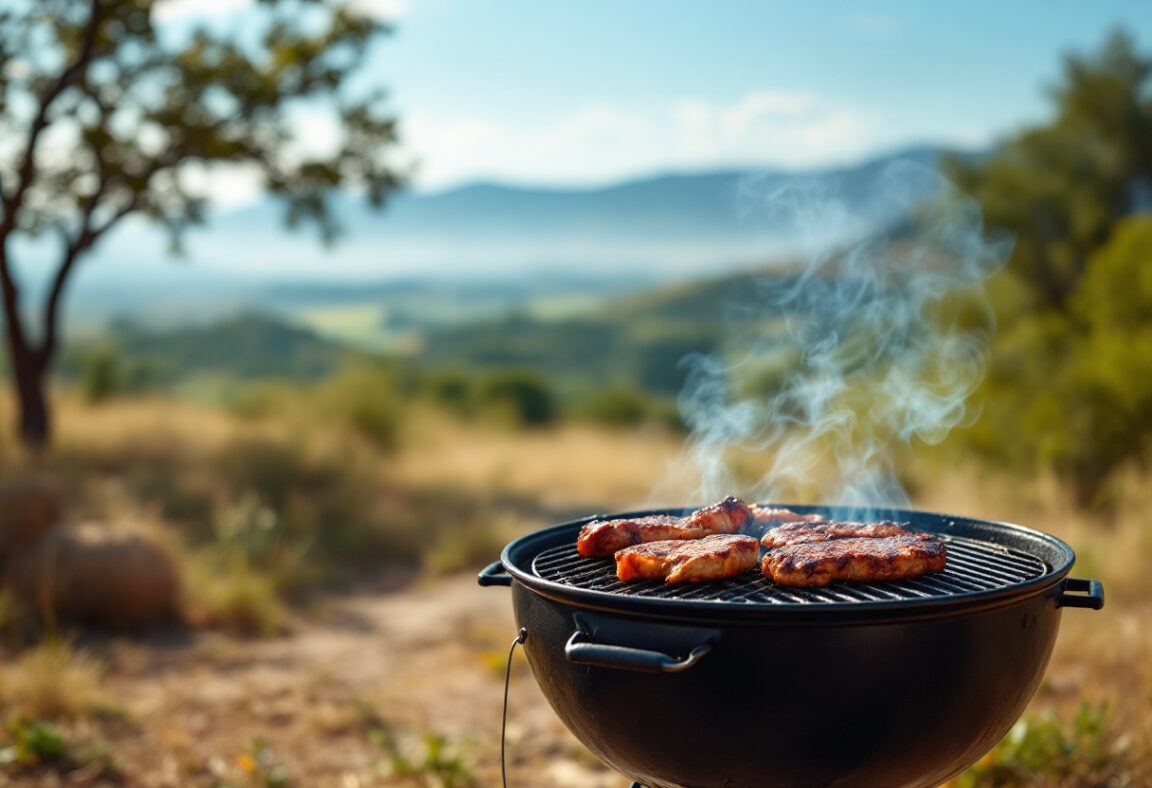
left=480, top=504, right=1104, bottom=788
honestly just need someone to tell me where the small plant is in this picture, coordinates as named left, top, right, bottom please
left=369, top=724, right=479, bottom=788
left=0, top=718, right=69, bottom=767
left=6, top=638, right=106, bottom=719
left=955, top=702, right=1130, bottom=787
left=236, top=737, right=293, bottom=787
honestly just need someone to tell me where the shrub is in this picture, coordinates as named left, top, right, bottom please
left=477, top=370, right=556, bottom=427
left=956, top=702, right=1131, bottom=786
left=320, top=363, right=404, bottom=450
left=575, top=386, right=650, bottom=427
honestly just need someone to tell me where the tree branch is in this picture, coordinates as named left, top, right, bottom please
left=0, top=0, right=104, bottom=240
left=40, top=193, right=137, bottom=362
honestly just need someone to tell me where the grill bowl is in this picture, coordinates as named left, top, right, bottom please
left=481, top=505, right=1104, bottom=788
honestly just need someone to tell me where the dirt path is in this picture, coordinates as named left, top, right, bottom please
left=83, top=574, right=629, bottom=787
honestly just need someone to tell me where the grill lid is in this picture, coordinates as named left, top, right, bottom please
left=500, top=505, right=1076, bottom=621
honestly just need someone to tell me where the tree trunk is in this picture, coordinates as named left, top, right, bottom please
left=8, top=342, right=50, bottom=451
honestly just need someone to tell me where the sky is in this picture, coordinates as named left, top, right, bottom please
left=153, top=0, right=1152, bottom=197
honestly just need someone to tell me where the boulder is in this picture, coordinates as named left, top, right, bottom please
left=11, top=522, right=182, bottom=629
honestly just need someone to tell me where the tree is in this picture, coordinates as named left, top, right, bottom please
left=947, top=29, right=1152, bottom=317
left=951, top=30, right=1152, bottom=507
left=0, top=0, right=404, bottom=448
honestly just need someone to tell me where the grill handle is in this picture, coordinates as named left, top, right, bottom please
left=565, top=629, right=711, bottom=673
left=478, top=561, right=513, bottom=588
left=1056, top=577, right=1104, bottom=610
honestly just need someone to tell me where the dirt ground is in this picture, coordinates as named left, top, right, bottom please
left=49, top=572, right=627, bottom=787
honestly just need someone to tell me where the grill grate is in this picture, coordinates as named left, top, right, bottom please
left=531, top=536, right=1049, bottom=605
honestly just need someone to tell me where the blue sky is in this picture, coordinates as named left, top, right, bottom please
left=380, top=0, right=1152, bottom=188
left=156, top=0, right=1152, bottom=194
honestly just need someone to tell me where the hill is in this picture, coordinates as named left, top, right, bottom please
left=61, top=314, right=361, bottom=386
left=54, top=144, right=963, bottom=325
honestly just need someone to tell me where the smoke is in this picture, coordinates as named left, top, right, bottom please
left=679, top=159, right=1009, bottom=514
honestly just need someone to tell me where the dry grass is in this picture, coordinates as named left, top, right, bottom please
left=1, top=638, right=106, bottom=720
left=392, top=406, right=691, bottom=511
left=0, top=391, right=1146, bottom=781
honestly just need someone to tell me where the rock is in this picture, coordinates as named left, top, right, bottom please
left=11, top=521, right=182, bottom=629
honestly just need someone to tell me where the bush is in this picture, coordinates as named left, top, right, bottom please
left=320, top=363, right=404, bottom=450
left=956, top=702, right=1131, bottom=787
left=574, top=386, right=650, bottom=427
left=476, top=370, right=556, bottom=427
left=968, top=216, right=1152, bottom=507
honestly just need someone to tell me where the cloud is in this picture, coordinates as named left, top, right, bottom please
left=403, top=90, right=882, bottom=189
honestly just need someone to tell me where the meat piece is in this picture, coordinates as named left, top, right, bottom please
left=749, top=505, right=827, bottom=536
left=761, top=533, right=947, bottom=587
left=760, top=520, right=911, bottom=548
left=616, top=534, right=759, bottom=584
left=577, top=497, right=751, bottom=557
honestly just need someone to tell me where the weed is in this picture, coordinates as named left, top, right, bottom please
left=4, top=637, right=105, bottom=719
left=955, top=702, right=1131, bottom=786
left=185, top=552, right=290, bottom=637
left=0, top=718, right=69, bottom=766
left=369, top=724, right=478, bottom=788
left=237, top=737, right=293, bottom=787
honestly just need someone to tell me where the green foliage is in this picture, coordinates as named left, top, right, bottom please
left=0, top=0, right=405, bottom=447
left=970, top=216, right=1152, bottom=506
left=0, top=718, right=69, bottom=767
left=319, top=363, right=403, bottom=450
left=80, top=344, right=157, bottom=403
left=369, top=726, right=478, bottom=788
left=477, top=370, right=557, bottom=427
left=957, top=703, right=1129, bottom=787
left=947, top=29, right=1152, bottom=315
left=574, top=386, right=652, bottom=427
left=951, top=30, right=1152, bottom=506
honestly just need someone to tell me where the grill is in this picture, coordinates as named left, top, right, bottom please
left=532, top=535, right=1048, bottom=606
left=481, top=504, right=1104, bottom=788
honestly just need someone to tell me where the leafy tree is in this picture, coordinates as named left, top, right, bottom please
left=0, top=0, right=404, bottom=448
left=951, top=30, right=1152, bottom=506
left=948, top=29, right=1152, bottom=316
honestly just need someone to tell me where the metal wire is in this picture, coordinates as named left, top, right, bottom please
left=501, top=627, right=528, bottom=788
left=531, top=537, right=1047, bottom=606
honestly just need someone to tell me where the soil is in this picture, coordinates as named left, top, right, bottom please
left=10, top=574, right=628, bottom=787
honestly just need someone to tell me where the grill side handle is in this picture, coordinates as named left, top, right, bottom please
left=1056, top=577, right=1104, bottom=610
left=478, top=561, right=513, bottom=587
left=565, top=618, right=714, bottom=673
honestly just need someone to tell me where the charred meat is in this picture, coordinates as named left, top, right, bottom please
left=577, top=496, right=751, bottom=557
left=760, top=520, right=911, bottom=549
left=761, top=533, right=947, bottom=587
left=616, top=534, right=759, bottom=584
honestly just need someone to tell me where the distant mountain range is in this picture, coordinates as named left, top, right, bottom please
left=49, top=144, right=970, bottom=329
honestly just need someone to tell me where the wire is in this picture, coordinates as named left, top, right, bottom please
left=500, top=627, right=528, bottom=788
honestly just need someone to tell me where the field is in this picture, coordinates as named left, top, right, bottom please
left=0, top=394, right=1147, bottom=786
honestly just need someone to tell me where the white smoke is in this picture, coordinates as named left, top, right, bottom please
left=679, top=159, right=1009, bottom=516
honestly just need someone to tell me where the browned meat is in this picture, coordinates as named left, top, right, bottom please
left=749, top=505, right=827, bottom=535
left=577, top=497, right=751, bottom=557
left=760, top=520, right=911, bottom=548
left=616, top=534, right=759, bottom=584
left=761, top=533, right=947, bottom=587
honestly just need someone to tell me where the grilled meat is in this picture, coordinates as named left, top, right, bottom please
left=750, top=505, right=828, bottom=528
left=760, top=520, right=911, bottom=548
left=616, top=534, right=759, bottom=584
left=761, top=533, right=947, bottom=587
left=577, top=496, right=751, bottom=557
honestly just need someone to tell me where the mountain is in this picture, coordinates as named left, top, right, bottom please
left=60, top=144, right=963, bottom=294
left=198, top=144, right=951, bottom=279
